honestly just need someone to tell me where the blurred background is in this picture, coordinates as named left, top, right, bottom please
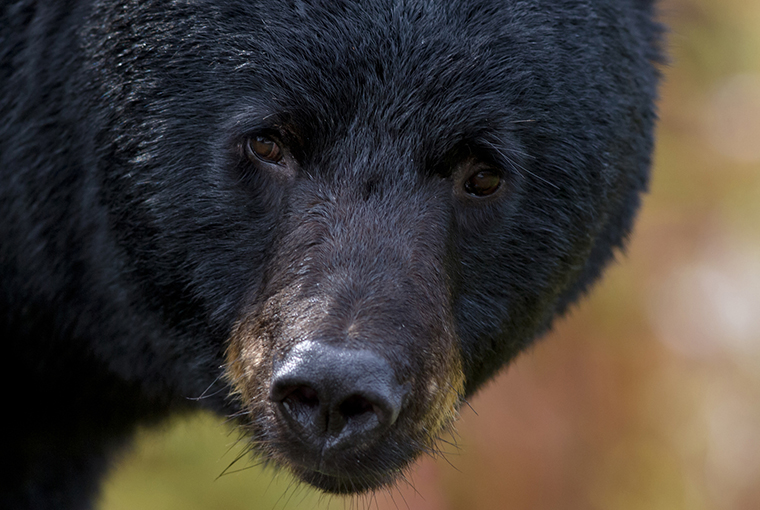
left=99, top=0, right=760, bottom=508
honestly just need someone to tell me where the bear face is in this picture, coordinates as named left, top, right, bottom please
left=1, top=0, right=663, bottom=503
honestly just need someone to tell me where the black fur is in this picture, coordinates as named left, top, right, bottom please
left=0, top=0, right=663, bottom=508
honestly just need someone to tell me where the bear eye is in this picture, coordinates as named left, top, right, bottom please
left=464, top=169, right=501, bottom=197
left=245, top=136, right=284, bottom=164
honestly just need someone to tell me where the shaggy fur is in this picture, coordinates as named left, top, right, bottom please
left=1, top=0, right=663, bottom=508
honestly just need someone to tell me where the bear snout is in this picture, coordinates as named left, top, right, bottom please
left=269, top=341, right=409, bottom=457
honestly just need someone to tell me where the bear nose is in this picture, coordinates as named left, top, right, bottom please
left=269, top=341, right=407, bottom=448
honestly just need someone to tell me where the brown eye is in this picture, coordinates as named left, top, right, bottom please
left=464, top=169, right=501, bottom=197
left=245, top=136, right=283, bottom=164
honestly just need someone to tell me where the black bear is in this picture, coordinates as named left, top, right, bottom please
left=0, top=0, right=663, bottom=508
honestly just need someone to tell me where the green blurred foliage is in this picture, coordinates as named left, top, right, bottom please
left=100, top=413, right=344, bottom=510
left=101, top=1, right=760, bottom=508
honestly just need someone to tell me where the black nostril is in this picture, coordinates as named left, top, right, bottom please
left=270, top=341, right=407, bottom=444
left=279, top=384, right=319, bottom=409
left=280, top=385, right=319, bottom=424
left=339, top=394, right=375, bottom=420
left=271, top=381, right=321, bottom=431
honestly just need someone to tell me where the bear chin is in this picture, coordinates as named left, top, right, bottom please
left=297, top=469, right=398, bottom=495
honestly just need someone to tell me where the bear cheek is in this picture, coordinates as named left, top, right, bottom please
left=414, top=341, right=466, bottom=440
left=224, top=315, right=269, bottom=412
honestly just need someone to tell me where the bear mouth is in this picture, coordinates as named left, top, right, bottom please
left=265, top=413, right=420, bottom=494
left=227, top=383, right=459, bottom=495
left=289, top=461, right=401, bottom=494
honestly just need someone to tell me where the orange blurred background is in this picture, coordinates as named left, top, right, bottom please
left=100, top=1, right=760, bottom=509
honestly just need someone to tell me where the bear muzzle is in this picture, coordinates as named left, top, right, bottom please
left=269, top=341, right=409, bottom=455
left=223, top=183, right=465, bottom=492
left=225, top=301, right=464, bottom=493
